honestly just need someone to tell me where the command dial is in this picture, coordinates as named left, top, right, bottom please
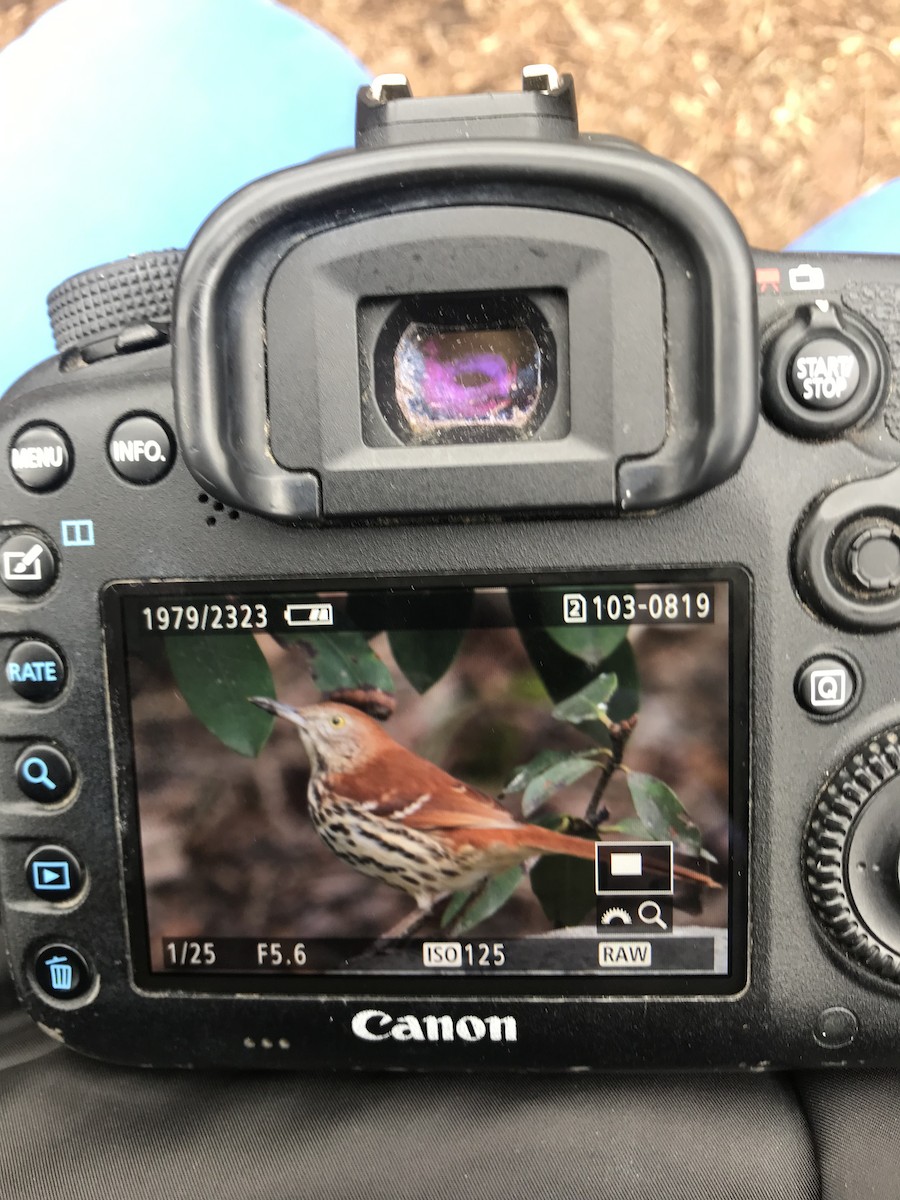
left=806, top=729, right=900, bottom=981
left=47, top=250, right=183, bottom=356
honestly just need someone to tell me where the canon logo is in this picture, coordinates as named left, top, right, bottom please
left=351, top=1009, right=517, bottom=1043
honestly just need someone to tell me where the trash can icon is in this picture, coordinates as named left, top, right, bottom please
left=45, top=955, right=73, bottom=992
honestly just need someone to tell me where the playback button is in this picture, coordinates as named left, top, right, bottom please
left=25, top=845, right=84, bottom=901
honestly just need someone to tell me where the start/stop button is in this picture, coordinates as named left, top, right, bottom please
left=763, top=301, right=884, bottom=437
left=789, top=337, right=861, bottom=411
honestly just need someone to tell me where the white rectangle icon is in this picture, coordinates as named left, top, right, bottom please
left=609, top=851, right=643, bottom=877
left=598, top=941, right=652, bottom=968
left=422, top=941, right=463, bottom=968
left=283, top=603, right=334, bottom=628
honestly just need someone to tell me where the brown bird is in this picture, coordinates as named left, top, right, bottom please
left=250, top=698, right=715, bottom=938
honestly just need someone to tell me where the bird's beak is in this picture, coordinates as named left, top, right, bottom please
left=248, top=696, right=307, bottom=727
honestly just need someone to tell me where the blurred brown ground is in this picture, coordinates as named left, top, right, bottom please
left=2, top=0, right=899, bottom=249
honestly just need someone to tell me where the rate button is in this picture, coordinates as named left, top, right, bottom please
left=5, top=641, right=66, bottom=702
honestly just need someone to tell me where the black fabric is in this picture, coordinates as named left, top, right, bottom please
left=795, top=1069, right=900, bottom=1200
left=0, top=1048, right=818, bottom=1200
left=0, top=934, right=819, bottom=1199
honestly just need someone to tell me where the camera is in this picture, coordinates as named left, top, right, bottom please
left=2, top=67, right=900, bottom=1070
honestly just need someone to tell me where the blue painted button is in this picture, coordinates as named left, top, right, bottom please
left=5, top=640, right=65, bottom=701
left=33, top=944, right=92, bottom=1000
left=15, top=744, right=74, bottom=802
left=25, top=845, right=83, bottom=901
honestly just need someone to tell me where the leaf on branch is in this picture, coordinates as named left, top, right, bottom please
left=441, top=866, right=523, bottom=935
left=545, top=622, right=628, bottom=667
left=625, top=771, right=703, bottom=854
left=165, top=634, right=275, bottom=757
left=284, top=630, right=395, bottom=699
left=388, top=628, right=466, bottom=693
left=602, top=639, right=641, bottom=721
left=503, top=751, right=603, bottom=818
left=552, top=673, right=618, bottom=726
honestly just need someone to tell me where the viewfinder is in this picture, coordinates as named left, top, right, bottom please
left=371, top=293, right=560, bottom=445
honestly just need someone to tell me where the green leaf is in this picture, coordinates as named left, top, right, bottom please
left=388, top=628, right=466, bottom=693
left=501, top=748, right=607, bottom=816
left=602, top=639, right=640, bottom=721
left=545, top=622, right=628, bottom=667
left=286, top=630, right=395, bottom=697
left=529, top=817, right=597, bottom=926
left=502, top=749, right=581, bottom=796
left=552, top=673, right=618, bottom=726
left=165, top=635, right=275, bottom=757
left=603, top=817, right=653, bottom=838
left=441, top=866, right=523, bottom=935
left=625, top=771, right=702, bottom=854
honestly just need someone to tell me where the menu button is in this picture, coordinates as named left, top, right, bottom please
left=10, top=425, right=72, bottom=492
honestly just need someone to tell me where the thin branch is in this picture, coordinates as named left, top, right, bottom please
left=585, top=715, right=638, bottom=828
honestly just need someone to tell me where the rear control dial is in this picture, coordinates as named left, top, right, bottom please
left=806, top=728, right=900, bottom=980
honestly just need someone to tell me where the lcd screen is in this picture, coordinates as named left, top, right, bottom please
left=107, top=572, right=748, bottom=995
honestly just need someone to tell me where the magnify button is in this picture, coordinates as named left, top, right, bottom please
left=15, top=744, right=74, bottom=803
left=638, top=900, right=669, bottom=930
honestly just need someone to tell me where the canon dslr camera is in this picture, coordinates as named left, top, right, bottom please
left=2, top=69, right=900, bottom=1069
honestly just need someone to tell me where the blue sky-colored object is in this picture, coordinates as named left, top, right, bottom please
left=0, top=0, right=368, bottom=394
left=787, top=179, right=900, bottom=255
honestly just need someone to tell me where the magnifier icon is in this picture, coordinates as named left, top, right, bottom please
left=638, top=900, right=668, bottom=930
left=21, top=757, right=56, bottom=791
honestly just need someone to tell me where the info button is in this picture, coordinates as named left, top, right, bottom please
left=108, top=414, right=174, bottom=484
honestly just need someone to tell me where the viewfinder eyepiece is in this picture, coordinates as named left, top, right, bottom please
left=372, top=293, right=558, bottom=445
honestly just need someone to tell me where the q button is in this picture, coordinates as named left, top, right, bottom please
left=15, top=745, right=74, bottom=804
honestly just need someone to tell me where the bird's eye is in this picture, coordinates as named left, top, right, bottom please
left=330, top=715, right=345, bottom=728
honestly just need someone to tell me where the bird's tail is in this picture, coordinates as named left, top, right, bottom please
left=514, top=823, right=721, bottom=889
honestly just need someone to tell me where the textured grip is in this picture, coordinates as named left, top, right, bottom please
left=47, top=250, right=184, bottom=352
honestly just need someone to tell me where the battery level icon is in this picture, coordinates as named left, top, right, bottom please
left=283, top=602, right=334, bottom=627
